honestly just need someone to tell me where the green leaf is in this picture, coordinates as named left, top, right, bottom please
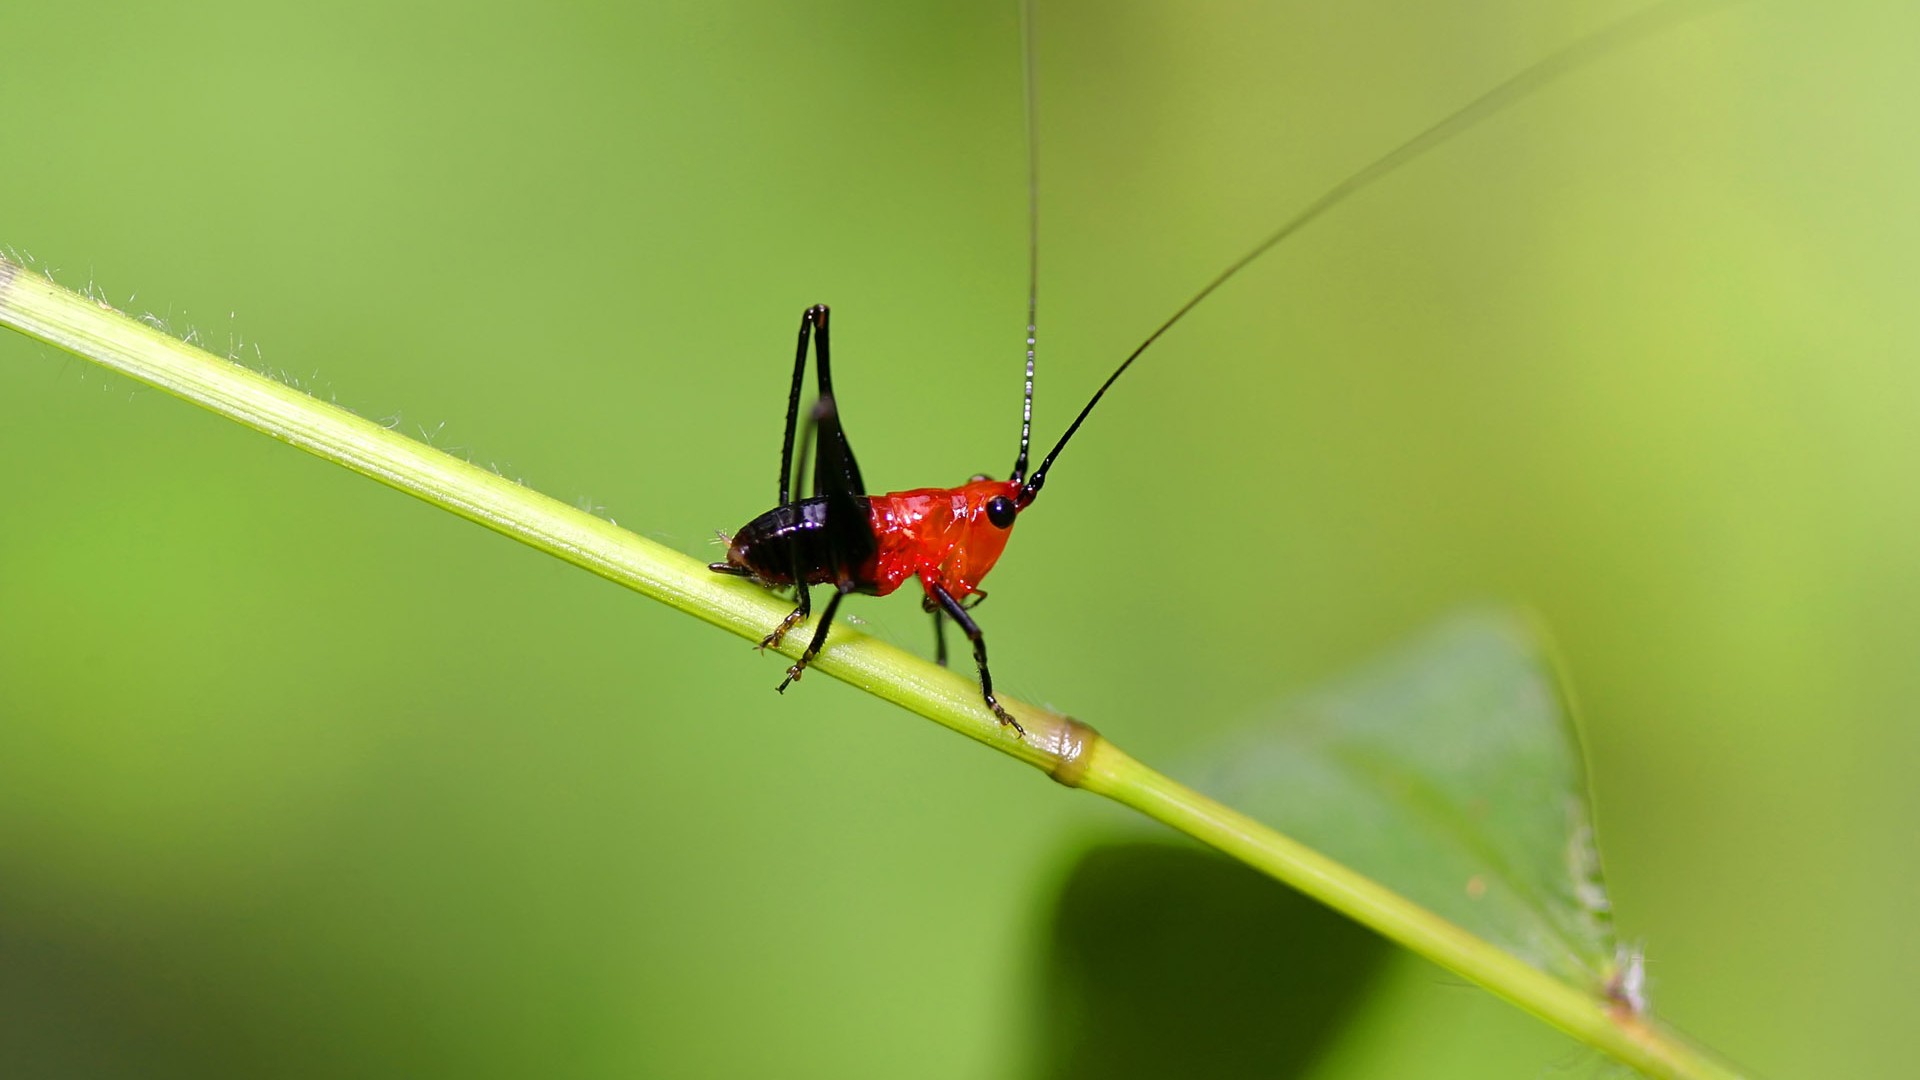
left=1182, top=610, right=1621, bottom=993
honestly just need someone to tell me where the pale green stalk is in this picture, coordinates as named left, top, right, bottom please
left=0, top=256, right=1744, bottom=1080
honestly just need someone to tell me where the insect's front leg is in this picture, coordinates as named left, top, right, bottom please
left=928, top=582, right=1024, bottom=738
left=925, top=589, right=986, bottom=668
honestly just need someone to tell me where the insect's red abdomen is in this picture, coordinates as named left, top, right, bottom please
left=865, top=478, right=1022, bottom=601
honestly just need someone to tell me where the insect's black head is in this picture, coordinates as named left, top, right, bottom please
left=985, top=494, right=1017, bottom=529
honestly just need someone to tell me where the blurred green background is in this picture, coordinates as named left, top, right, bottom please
left=1, top=1, right=1910, bottom=1075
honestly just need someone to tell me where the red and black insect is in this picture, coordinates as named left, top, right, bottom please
left=708, top=299, right=1057, bottom=735
left=711, top=4, right=1677, bottom=735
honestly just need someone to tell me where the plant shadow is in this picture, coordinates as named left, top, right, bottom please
left=1034, top=842, right=1392, bottom=1080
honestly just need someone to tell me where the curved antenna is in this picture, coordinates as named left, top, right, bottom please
left=1009, top=0, right=1040, bottom=485
left=1017, top=0, right=1728, bottom=507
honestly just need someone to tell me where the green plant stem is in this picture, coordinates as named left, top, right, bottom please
left=0, top=256, right=1743, bottom=1080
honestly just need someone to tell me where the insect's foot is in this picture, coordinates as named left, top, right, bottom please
left=991, top=704, right=1026, bottom=739
left=778, top=662, right=807, bottom=692
left=758, top=608, right=808, bottom=652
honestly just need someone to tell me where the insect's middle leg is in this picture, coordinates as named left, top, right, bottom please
left=928, top=583, right=1024, bottom=737
left=926, top=598, right=949, bottom=667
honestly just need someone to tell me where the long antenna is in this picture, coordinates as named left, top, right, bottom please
left=1009, top=0, right=1040, bottom=485
left=1016, top=0, right=1729, bottom=507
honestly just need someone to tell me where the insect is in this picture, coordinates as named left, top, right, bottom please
left=710, top=1, right=1701, bottom=736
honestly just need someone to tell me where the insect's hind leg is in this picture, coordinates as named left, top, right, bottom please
left=928, top=583, right=1024, bottom=737
left=762, top=307, right=875, bottom=689
left=776, top=305, right=829, bottom=508
left=778, top=584, right=850, bottom=691
left=759, top=580, right=811, bottom=652
left=761, top=392, right=836, bottom=654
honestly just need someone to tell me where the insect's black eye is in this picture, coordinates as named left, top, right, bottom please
left=985, top=495, right=1017, bottom=529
